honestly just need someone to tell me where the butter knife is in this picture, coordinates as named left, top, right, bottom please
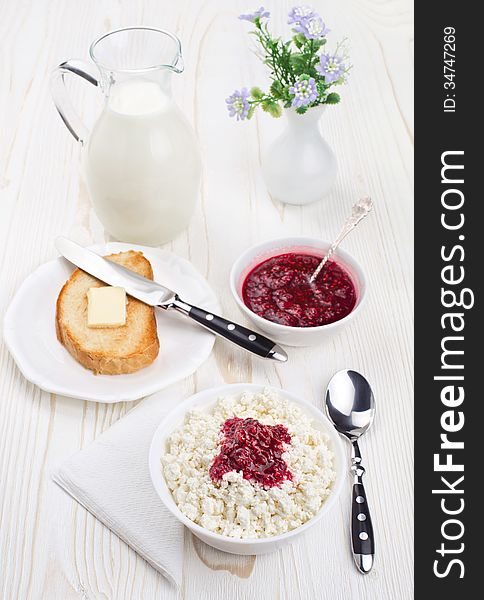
left=55, top=238, right=288, bottom=362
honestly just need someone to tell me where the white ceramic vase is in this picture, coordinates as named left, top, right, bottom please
left=261, top=106, right=337, bottom=206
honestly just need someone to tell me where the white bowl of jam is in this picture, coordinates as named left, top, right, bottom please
left=230, top=237, right=367, bottom=347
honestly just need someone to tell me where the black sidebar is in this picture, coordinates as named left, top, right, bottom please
left=415, top=2, right=480, bottom=597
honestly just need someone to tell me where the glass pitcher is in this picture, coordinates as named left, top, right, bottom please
left=51, top=27, right=201, bottom=245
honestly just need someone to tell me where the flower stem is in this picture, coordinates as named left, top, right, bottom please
left=256, top=23, right=290, bottom=86
left=307, top=39, right=314, bottom=70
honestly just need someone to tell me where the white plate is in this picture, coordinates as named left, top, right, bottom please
left=3, top=242, right=219, bottom=403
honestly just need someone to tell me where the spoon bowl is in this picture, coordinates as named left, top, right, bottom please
left=325, top=370, right=376, bottom=440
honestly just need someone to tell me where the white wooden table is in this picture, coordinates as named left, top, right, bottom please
left=0, top=1, right=414, bottom=598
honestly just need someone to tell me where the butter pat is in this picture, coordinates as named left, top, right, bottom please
left=87, top=286, right=126, bottom=328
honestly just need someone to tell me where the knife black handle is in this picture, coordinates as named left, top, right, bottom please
left=165, top=298, right=288, bottom=362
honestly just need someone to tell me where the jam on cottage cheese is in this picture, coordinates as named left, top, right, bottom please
left=162, top=389, right=336, bottom=539
left=209, top=417, right=293, bottom=488
left=242, top=252, right=356, bottom=328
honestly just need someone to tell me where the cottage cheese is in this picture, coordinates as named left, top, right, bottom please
left=161, top=389, right=335, bottom=538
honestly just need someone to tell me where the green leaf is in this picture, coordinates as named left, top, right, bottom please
left=297, top=33, right=307, bottom=46
left=269, top=80, right=285, bottom=98
left=325, top=92, right=341, bottom=104
left=247, top=105, right=256, bottom=119
left=250, top=86, right=264, bottom=100
left=312, top=38, right=326, bottom=50
left=295, top=105, right=308, bottom=115
left=270, top=103, right=282, bottom=118
left=316, top=81, right=327, bottom=96
left=292, top=33, right=305, bottom=49
left=289, top=53, right=307, bottom=73
left=261, top=99, right=282, bottom=118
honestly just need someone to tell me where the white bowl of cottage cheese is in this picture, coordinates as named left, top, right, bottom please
left=149, top=384, right=345, bottom=555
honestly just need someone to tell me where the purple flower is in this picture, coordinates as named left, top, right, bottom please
left=316, top=54, right=345, bottom=83
left=289, top=77, right=318, bottom=108
left=287, top=6, right=316, bottom=25
left=239, top=7, right=270, bottom=23
left=226, top=88, right=251, bottom=120
left=294, top=14, right=330, bottom=39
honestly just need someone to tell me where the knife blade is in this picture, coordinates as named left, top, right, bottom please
left=55, top=237, right=288, bottom=362
left=55, top=237, right=176, bottom=306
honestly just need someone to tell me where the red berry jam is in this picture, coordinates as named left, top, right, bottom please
left=209, top=417, right=292, bottom=488
left=242, top=252, right=356, bottom=328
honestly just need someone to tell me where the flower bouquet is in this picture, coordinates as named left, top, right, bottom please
left=226, top=6, right=350, bottom=205
left=226, top=5, right=350, bottom=121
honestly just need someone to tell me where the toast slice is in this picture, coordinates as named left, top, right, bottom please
left=56, top=250, right=160, bottom=375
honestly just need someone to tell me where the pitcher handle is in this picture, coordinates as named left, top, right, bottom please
left=51, top=59, right=100, bottom=145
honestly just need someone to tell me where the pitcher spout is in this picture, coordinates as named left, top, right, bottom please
left=90, top=26, right=182, bottom=70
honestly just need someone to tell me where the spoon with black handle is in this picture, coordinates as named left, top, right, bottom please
left=325, top=369, right=376, bottom=573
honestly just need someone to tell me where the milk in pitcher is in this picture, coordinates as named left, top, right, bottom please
left=84, top=78, right=201, bottom=244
